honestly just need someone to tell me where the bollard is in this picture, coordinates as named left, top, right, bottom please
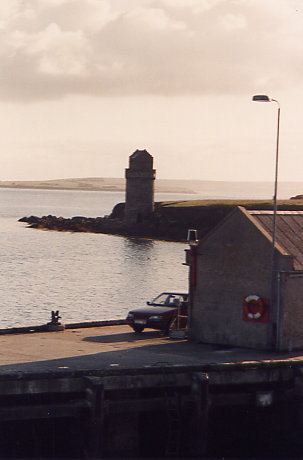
left=47, top=310, right=65, bottom=331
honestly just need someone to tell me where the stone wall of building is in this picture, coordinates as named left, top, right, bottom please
left=280, top=272, right=303, bottom=350
left=190, top=208, right=294, bottom=349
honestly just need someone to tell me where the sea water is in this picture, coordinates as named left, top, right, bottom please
left=0, top=181, right=301, bottom=328
left=0, top=188, right=189, bottom=327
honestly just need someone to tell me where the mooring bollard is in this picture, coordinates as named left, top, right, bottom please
left=47, top=310, right=65, bottom=331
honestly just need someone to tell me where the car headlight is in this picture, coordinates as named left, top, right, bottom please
left=149, top=315, right=162, bottom=320
left=127, top=313, right=134, bottom=319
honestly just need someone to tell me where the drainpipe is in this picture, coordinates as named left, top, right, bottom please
left=187, top=230, right=199, bottom=339
left=275, top=271, right=282, bottom=351
left=190, top=245, right=197, bottom=287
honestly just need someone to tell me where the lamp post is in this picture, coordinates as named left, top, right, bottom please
left=252, top=94, right=281, bottom=350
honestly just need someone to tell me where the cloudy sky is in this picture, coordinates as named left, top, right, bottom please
left=0, top=0, right=303, bottom=182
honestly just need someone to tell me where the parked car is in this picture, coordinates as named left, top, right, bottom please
left=126, top=292, right=188, bottom=333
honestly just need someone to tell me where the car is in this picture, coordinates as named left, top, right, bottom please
left=126, top=292, right=188, bottom=333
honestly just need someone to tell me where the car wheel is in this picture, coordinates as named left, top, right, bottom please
left=133, top=325, right=144, bottom=333
left=164, top=321, right=173, bottom=335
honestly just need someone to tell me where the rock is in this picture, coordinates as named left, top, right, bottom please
left=18, top=215, right=39, bottom=223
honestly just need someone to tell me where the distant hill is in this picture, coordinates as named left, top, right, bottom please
left=1, top=177, right=303, bottom=200
left=0, top=177, right=196, bottom=194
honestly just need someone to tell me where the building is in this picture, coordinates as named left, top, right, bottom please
left=188, top=207, right=303, bottom=351
left=125, top=149, right=156, bottom=224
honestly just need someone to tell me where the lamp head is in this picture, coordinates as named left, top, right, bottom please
left=252, top=95, right=272, bottom=102
left=187, top=229, right=198, bottom=246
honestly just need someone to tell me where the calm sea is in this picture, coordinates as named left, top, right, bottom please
left=0, top=181, right=302, bottom=328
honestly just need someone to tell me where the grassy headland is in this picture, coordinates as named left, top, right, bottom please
left=151, top=199, right=303, bottom=241
left=160, top=199, right=303, bottom=208
left=20, top=198, right=303, bottom=242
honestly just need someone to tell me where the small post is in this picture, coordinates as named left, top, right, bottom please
left=47, top=310, right=65, bottom=331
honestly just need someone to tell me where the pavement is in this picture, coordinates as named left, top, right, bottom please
left=0, top=324, right=303, bottom=374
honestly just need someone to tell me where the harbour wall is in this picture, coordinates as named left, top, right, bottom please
left=1, top=356, right=303, bottom=458
left=1, top=322, right=303, bottom=458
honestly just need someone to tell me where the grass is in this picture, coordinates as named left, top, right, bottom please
left=159, top=199, right=303, bottom=209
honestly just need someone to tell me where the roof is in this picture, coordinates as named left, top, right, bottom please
left=248, top=210, right=303, bottom=270
left=130, top=149, right=151, bottom=158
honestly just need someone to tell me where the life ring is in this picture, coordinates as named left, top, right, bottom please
left=244, top=295, right=264, bottom=320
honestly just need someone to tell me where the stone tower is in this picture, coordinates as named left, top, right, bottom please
left=125, top=149, right=156, bottom=224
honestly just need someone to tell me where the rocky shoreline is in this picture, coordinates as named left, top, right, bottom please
left=19, top=215, right=119, bottom=233
left=19, top=200, right=303, bottom=243
left=18, top=214, right=188, bottom=242
left=18, top=203, right=188, bottom=241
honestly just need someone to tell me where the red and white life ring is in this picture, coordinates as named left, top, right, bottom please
left=244, top=295, right=264, bottom=320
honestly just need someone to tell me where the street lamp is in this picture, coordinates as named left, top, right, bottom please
left=252, top=94, right=281, bottom=350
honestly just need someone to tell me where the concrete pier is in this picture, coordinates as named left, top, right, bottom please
left=0, top=324, right=303, bottom=458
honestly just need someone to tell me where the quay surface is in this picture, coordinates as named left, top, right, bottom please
left=1, top=324, right=303, bottom=458
left=0, top=323, right=302, bottom=372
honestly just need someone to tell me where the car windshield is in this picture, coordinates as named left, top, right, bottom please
left=151, top=293, right=186, bottom=306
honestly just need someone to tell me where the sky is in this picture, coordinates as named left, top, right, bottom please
left=0, top=0, right=303, bottom=182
